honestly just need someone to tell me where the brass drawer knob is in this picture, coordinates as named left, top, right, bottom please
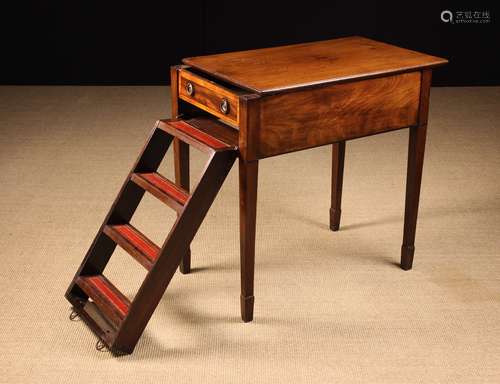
left=185, top=81, right=194, bottom=96
left=219, top=98, right=229, bottom=114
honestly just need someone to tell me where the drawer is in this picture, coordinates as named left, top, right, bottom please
left=178, top=69, right=239, bottom=126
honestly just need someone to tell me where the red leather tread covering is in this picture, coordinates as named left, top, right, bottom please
left=79, top=275, right=130, bottom=318
left=113, top=224, right=160, bottom=262
left=169, top=120, right=230, bottom=150
left=138, top=173, right=188, bottom=205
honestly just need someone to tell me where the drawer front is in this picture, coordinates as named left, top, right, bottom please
left=256, top=71, right=421, bottom=158
left=178, top=69, right=239, bottom=125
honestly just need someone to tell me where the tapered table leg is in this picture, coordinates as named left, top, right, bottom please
left=401, top=124, right=427, bottom=270
left=239, top=158, right=258, bottom=322
left=330, top=141, right=346, bottom=231
left=174, top=138, right=191, bottom=274
left=401, top=69, right=431, bottom=270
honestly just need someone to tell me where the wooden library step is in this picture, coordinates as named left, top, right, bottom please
left=103, top=224, right=160, bottom=270
left=158, top=118, right=238, bottom=153
left=66, top=117, right=239, bottom=354
left=131, top=172, right=189, bottom=212
left=75, top=275, right=130, bottom=328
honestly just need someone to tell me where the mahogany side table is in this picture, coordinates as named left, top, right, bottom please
left=66, top=36, right=448, bottom=354
left=174, top=36, right=448, bottom=322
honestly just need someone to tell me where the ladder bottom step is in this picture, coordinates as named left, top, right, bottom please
left=75, top=275, right=130, bottom=328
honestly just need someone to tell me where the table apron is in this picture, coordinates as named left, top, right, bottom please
left=251, top=71, right=421, bottom=159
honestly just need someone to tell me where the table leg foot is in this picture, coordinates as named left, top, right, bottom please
left=179, top=249, right=191, bottom=274
left=241, top=295, right=255, bottom=322
left=329, top=208, right=341, bottom=231
left=400, top=245, right=415, bottom=270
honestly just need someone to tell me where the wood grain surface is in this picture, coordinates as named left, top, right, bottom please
left=183, top=36, right=447, bottom=94
left=254, top=71, right=421, bottom=158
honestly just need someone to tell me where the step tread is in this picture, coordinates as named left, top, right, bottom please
left=104, top=224, right=160, bottom=269
left=131, top=172, right=189, bottom=212
left=136, top=172, right=188, bottom=204
left=158, top=118, right=238, bottom=151
left=75, top=275, right=130, bottom=326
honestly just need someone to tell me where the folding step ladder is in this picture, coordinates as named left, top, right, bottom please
left=65, top=117, right=238, bottom=354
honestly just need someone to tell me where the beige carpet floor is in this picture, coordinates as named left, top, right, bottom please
left=0, top=85, right=499, bottom=383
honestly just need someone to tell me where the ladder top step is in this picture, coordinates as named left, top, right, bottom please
left=158, top=117, right=238, bottom=151
left=76, top=275, right=130, bottom=326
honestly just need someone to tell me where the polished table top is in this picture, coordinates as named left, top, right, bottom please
left=183, top=36, right=448, bottom=94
